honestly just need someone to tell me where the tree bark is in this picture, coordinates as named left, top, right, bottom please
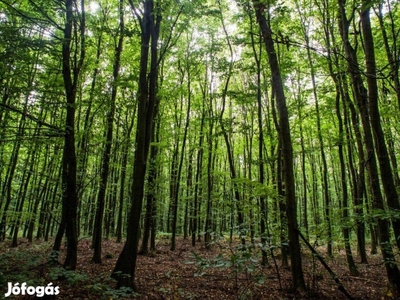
left=171, top=63, right=191, bottom=251
left=253, top=1, right=306, bottom=291
left=56, top=0, right=85, bottom=270
left=112, top=0, right=160, bottom=289
left=338, top=0, right=400, bottom=292
left=140, top=110, right=160, bottom=254
left=250, top=21, right=269, bottom=264
left=360, top=1, right=400, bottom=251
left=92, top=0, right=124, bottom=263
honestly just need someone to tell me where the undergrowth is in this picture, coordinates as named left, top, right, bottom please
left=0, top=241, right=133, bottom=300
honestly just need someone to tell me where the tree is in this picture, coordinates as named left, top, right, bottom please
left=111, top=0, right=160, bottom=289
left=360, top=0, right=400, bottom=251
left=252, top=0, right=306, bottom=291
left=92, top=0, right=124, bottom=264
left=53, top=0, right=85, bottom=270
left=338, top=0, right=400, bottom=292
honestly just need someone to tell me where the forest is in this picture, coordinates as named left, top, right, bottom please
left=0, top=0, right=400, bottom=299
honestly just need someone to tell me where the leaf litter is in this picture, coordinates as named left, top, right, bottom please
left=0, top=237, right=396, bottom=299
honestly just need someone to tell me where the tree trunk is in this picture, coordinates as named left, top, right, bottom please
left=249, top=23, right=269, bottom=263
left=277, top=143, right=289, bottom=268
left=334, top=77, right=359, bottom=276
left=344, top=80, right=368, bottom=264
left=116, top=107, right=135, bottom=243
left=376, top=2, right=400, bottom=109
left=338, top=0, right=400, bottom=292
left=171, top=54, right=192, bottom=250
left=192, top=111, right=205, bottom=247
left=218, top=3, right=244, bottom=244
left=56, top=0, right=85, bottom=270
left=296, top=3, right=332, bottom=255
left=360, top=2, right=400, bottom=251
left=253, top=1, right=306, bottom=291
left=140, top=110, right=160, bottom=254
left=112, top=0, right=160, bottom=289
left=0, top=56, right=38, bottom=240
left=92, top=0, right=124, bottom=263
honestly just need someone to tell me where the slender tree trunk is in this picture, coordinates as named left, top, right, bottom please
left=29, top=143, right=57, bottom=242
left=116, top=106, right=135, bottom=243
left=76, top=26, right=103, bottom=200
left=10, top=156, right=31, bottom=246
left=360, top=2, right=400, bottom=251
left=59, top=0, right=85, bottom=270
left=334, top=77, right=359, bottom=276
left=11, top=123, right=42, bottom=246
left=112, top=0, right=160, bottom=288
left=170, top=65, right=191, bottom=251
left=344, top=79, right=368, bottom=264
left=316, top=4, right=362, bottom=268
left=296, top=4, right=332, bottom=256
left=276, top=143, right=289, bottom=267
left=140, top=110, right=160, bottom=254
left=184, top=149, right=193, bottom=240
left=253, top=1, right=305, bottom=291
left=218, top=2, right=244, bottom=244
left=249, top=23, right=268, bottom=264
left=376, top=2, right=400, bottom=109
left=295, top=74, right=309, bottom=238
left=204, top=114, right=214, bottom=249
left=192, top=111, right=205, bottom=247
left=0, top=55, right=39, bottom=240
left=92, top=0, right=124, bottom=263
left=338, top=0, right=400, bottom=292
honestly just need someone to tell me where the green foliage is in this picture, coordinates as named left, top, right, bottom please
left=0, top=242, right=138, bottom=299
left=187, top=236, right=266, bottom=299
left=1, top=0, right=400, bottom=294
left=102, top=286, right=136, bottom=299
left=157, top=232, right=172, bottom=239
left=48, top=268, right=88, bottom=285
left=0, top=244, right=49, bottom=287
left=91, top=279, right=136, bottom=300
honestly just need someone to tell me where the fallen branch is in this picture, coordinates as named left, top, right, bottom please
left=344, top=276, right=379, bottom=285
left=296, top=228, right=354, bottom=300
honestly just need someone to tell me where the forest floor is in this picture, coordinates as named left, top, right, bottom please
left=0, top=236, right=397, bottom=299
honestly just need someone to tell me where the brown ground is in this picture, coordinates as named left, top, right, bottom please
left=0, top=236, right=397, bottom=299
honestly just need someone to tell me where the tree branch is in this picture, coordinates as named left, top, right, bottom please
left=0, top=102, right=64, bottom=135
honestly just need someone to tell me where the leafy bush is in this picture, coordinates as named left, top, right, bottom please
left=187, top=236, right=266, bottom=299
left=48, top=267, right=88, bottom=285
left=0, top=248, right=46, bottom=287
left=157, top=232, right=172, bottom=240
